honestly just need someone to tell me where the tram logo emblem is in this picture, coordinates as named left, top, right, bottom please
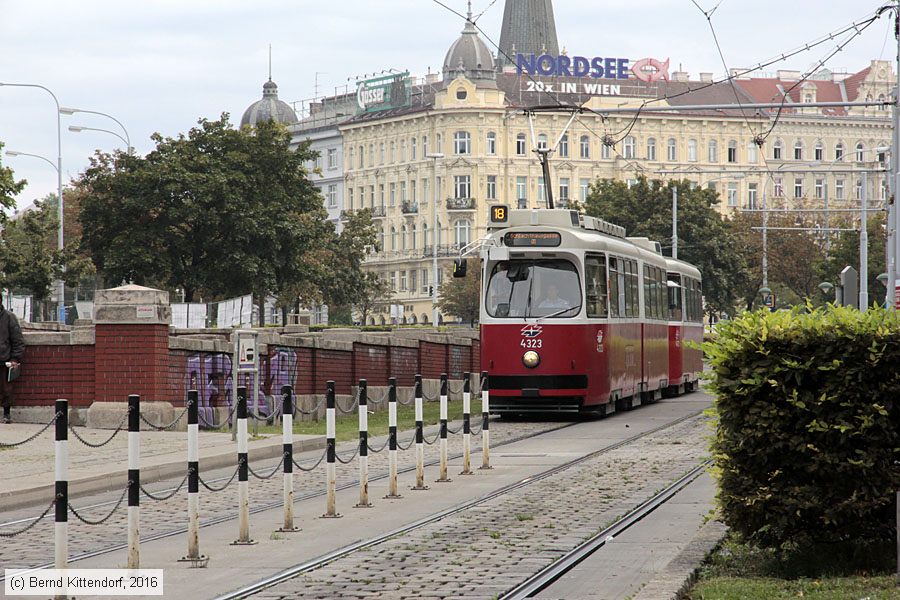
left=521, top=324, right=543, bottom=338
left=596, top=329, right=605, bottom=352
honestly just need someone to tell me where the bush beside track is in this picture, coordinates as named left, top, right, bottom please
left=704, top=305, right=900, bottom=549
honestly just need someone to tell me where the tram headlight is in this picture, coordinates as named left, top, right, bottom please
left=522, top=350, right=540, bottom=368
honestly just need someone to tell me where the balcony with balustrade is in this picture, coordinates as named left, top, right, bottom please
left=401, top=201, right=419, bottom=215
left=446, top=197, right=476, bottom=211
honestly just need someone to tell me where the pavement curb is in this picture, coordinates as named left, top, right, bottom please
left=631, top=518, right=728, bottom=600
left=1, top=435, right=326, bottom=512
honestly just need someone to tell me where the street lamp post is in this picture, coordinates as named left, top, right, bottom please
left=0, top=81, right=65, bottom=322
left=68, top=125, right=129, bottom=149
left=426, top=153, right=444, bottom=326
left=60, top=107, right=131, bottom=154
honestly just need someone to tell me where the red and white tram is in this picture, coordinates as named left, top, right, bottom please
left=476, top=207, right=702, bottom=415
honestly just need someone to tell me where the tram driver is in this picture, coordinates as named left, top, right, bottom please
left=538, top=283, right=570, bottom=310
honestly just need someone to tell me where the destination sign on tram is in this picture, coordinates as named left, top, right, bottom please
left=504, top=232, right=562, bottom=247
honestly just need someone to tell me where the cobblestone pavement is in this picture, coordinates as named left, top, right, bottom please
left=242, top=414, right=710, bottom=600
left=0, top=418, right=568, bottom=571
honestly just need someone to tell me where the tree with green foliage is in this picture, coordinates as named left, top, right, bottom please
left=0, top=141, right=26, bottom=223
left=437, top=259, right=481, bottom=325
left=76, top=115, right=359, bottom=323
left=583, top=176, right=749, bottom=316
left=353, top=272, right=392, bottom=325
left=817, top=213, right=886, bottom=308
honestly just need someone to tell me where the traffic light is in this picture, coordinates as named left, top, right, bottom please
left=429, top=286, right=434, bottom=297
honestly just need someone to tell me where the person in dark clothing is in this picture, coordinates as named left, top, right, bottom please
left=0, top=301, right=25, bottom=423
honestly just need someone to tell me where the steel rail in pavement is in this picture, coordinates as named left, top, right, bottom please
left=217, top=409, right=707, bottom=600
left=501, top=458, right=714, bottom=599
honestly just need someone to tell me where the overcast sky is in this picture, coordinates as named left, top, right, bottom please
left=0, top=0, right=894, bottom=210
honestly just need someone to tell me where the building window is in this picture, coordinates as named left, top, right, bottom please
left=421, top=179, right=428, bottom=203
left=422, top=135, right=428, bottom=156
left=516, top=176, right=527, bottom=207
left=814, top=141, right=823, bottom=162
left=400, top=225, right=407, bottom=251
left=390, top=226, right=397, bottom=250
left=707, top=182, right=717, bottom=192
left=380, top=142, right=385, bottom=164
left=358, top=146, right=364, bottom=169
left=601, top=142, right=611, bottom=160
left=411, top=137, right=417, bottom=160
left=487, top=132, right=496, bottom=155
left=422, top=223, right=428, bottom=247
left=379, top=184, right=385, bottom=207
left=688, top=139, right=697, bottom=162
left=793, top=140, right=803, bottom=161
left=400, top=181, right=407, bottom=203
left=347, top=187, right=353, bottom=210
left=667, top=138, right=677, bottom=161
left=835, top=179, right=844, bottom=200
left=411, top=180, right=416, bottom=202
left=773, top=139, right=783, bottom=160
left=727, top=182, right=737, bottom=206
left=410, top=269, right=417, bottom=291
left=453, top=131, right=471, bottom=154
left=747, top=183, right=758, bottom=209
left=856, top=178, right=863, bottom=199
left=559, top=177, right=570, bottom=203
left=454, top=175, right=471, bottom=199
left=647, top=138, right=656, bottom=161
left=516, top=133, right=527, bottom=156
left=389, top=271, right=396, bottom=291
left=727, top=140, right=737, bottom=163
left=369, top=185, right=375, bottom=207
left=856, top=142, right=865, bottom=162
left=835, top=142, right=845, bottom=162
left=708, top=139, right=718, bottom=163
left=369, top=144, right=375, bottom=167
left=389, top=182, right=396, bottom=206
left=486, top=175, right=496, bottom=200
left=623, top=136, right=636, bottom=159
left=794, top=177, right=803, bottom=198
left=537, top=133, right=548, bottom=150
left=580, top=178, right=590, bottom=201
left=580, top=135, right=590, bottom=159
left=436, top=133, right=443, bottom=153
left=626, top=179, right=637, bottom=189
left=421, top=269, right=429, bottom=294
left=314, top=154, right=322, bottom=171
left=454, top=220, right=471, bottom=247
left=559, top=134, right=569, bottom=157
left=774, top=177, right=784, bottom=197
left=538, top=177, right=546, bottom=204
left=400, top=139, right=406, bottom=162
left=390, top=141, right=397, bottom=163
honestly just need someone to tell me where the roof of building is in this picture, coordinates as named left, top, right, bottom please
left=498, top=0, right=559, bottom=66
left=443, top=12, right=497, bottom=87
left=241, top=79, right=299, bottom=128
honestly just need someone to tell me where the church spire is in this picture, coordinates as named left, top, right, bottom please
left=498, top=0, right=559, bottom=67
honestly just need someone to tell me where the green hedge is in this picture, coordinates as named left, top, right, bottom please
left=705, top=305, right=900, bottom=548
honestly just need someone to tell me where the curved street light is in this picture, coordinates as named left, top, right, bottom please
left=60, top=106, right=131, bottom=155
left=5, top=150, right=59, bottom=173
left=68, top=125, right=129, bottom=150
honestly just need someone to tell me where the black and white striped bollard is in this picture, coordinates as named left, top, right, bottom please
left=437, top=373, right=451, bottom=482
left=181, top=390, right=205, bottom=562
left=412, top=374, right=428, bottom=490
left=480, top=371, right=492, bottom=469
left=385, top=377, right=401, bottom=498
left=127, top=394, right=140, bottom=568
left=54, top=398, right=68, bottom=577
left=279, top=385, right=299, bottom=532
left=460, top=373, right=473, bottom=475
left=323, top=380, right=341, bottom=517
left=233, top=386, right=255, bottom=544
left=355, top=379, right=372, bottom=508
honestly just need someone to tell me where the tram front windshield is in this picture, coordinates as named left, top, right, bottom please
left=486, top=259, right=582, bottom=318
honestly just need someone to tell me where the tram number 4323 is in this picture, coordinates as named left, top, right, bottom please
left=520, top=338, right=543, bottom=349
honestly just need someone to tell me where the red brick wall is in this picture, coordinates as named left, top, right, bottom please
left=390, top=347, right=419, bottom=386
left=94, top=324, right=169, bottom=403
left=313, top=348, right=353, bottom=394
left=353, top=343, right=390, bottom=386
left=420, top=342, right=448, bottom=378
left=13, top=345, right=95, bottom=408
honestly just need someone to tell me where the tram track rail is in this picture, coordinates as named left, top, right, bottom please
left=501, top=458, right=714, bottom=599
left=216, top=408, right=708, bottom=600
left=0, top=418, right=579, bottom=581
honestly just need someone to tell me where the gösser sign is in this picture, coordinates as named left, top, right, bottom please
left=516, top=53, right=671, bottom=93
left=356, top=72, right=411, bottom=114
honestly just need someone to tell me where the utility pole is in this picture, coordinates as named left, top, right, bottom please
left=861, top=171, right=869, bottom=311
left=762, top=185, right=769, bottom=288
left=526, top=110, right=578, bottom=211
left=893, top=1, right=900, bottom=309
left=672, top=186, right=678, bottom=259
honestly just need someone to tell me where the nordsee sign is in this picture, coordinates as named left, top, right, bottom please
left=516, top=53, right=670, bottom=84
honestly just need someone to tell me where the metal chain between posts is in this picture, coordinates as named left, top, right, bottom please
left=68, top=410, right=129, bottom=448
left=422, top=390, right=439, bottom=402
left=198, top=403, right=237, bottom=429
left=335, top=446, right=359, bottom=464
left=335, top=388, right=361, bottom=414
left=139, top=403, right=190, bottom=431
left=469, top=420, right=484, bottom=436
left=68, top=485, right=129, bottom=526
left=0, top=498, right=55, bottom=537
left=367, top=436, right=390, bottom=454
left=397, top=436, right=415, bottom=451
left=291, top=448, right=327, bottom=472
left=248, top=456, right=285, bottom=480
left=423, top=429, right=440, bottom=445
left=0, top=412, right=60, bottom=448
left=140, top=471, right=189, bottom=502
left=293, top=396, right=326, bottom=417
left=448, top=382, right=464, bottom=395
left=199, top=463, right=240, bottom=493
left=447, top=422, right=463, bottom=435
left=368, top=389, right=390, bottom=407
left=247, top=408, right=274, bottom=422
left=396, top=392, right=416, bottom=406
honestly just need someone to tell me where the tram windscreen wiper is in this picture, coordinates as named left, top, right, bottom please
left=534, top=304, right=581, bottom=323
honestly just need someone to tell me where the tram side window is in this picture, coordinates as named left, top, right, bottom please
left=585, top=256, right=608, bottom=318
left=668, top=273, right=683, bottom=321
left=627, top=259, right=639, bottom=318
left=656, top=267, right=666, bottom=320
left=608, top=257, right=623, bottom=318
left=623, top=260, right=633, bottom=317
left=643, top=265, right=652, bottom=319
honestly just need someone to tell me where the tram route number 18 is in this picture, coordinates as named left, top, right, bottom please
left=520, top=338, right=542, bottom=349
left=491, top=205, right=509, bottom=223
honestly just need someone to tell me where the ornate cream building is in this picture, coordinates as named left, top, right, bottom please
left=334, top=8, right=894, bottom=324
